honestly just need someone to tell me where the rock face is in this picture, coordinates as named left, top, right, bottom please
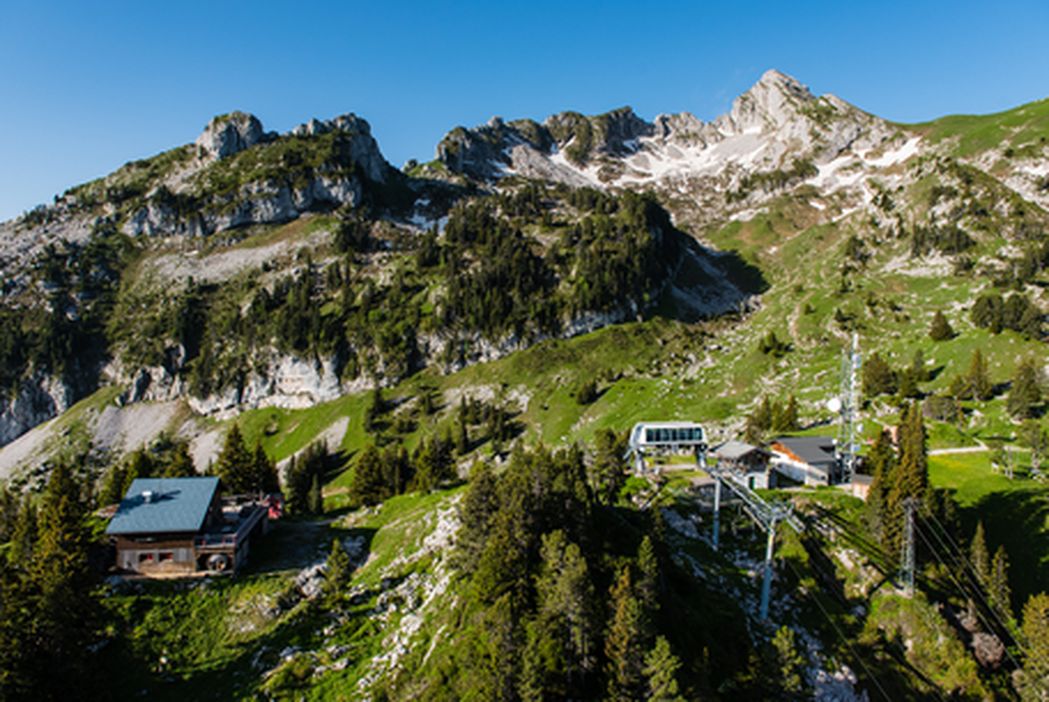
left=289, top=113, right=391, bottom=183
left=121, top=174, right=366, bottom=238
left=195, top=111, right=266, bottom=160
left=0, top=375, right=74, bottom=446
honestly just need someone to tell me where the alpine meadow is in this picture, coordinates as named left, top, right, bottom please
left=1, top=24, right=1049, bottom=702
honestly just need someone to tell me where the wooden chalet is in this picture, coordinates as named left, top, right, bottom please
left=106, top=477, right=271, bottom=576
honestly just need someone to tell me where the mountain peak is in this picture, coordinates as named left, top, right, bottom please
left=717, top=69, right=814, bottom=134
left=195, top=111, right=265, bottom=160
left=756, top=69, right=807, bottom=92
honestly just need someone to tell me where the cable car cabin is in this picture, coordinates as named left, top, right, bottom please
left=627, top=421, right=707, bottom=473
left=106, top=477, right=271, bottom=577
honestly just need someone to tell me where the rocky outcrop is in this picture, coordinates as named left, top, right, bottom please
left=186, top=354, right=372, bottom=418
left=122, top=174, right=364, bottom=237
left=290, top=113, right=392, bottom=184
left=0, top=374, right=75, bottom=446
left=195, top=111, right=266, bottom=160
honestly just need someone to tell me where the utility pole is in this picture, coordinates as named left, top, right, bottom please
left=900, top=497, right=920, bottom=597
left=712, top=478, right=721, bottom=552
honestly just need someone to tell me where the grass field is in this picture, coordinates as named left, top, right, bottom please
left=929, top=452, right=1049, bottom=607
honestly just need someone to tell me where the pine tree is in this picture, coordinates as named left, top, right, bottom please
left=525, top=530, right=597, bottom=695
left=863, top=352, right=898, bottom=398
left=364, top=385, right=385, bottom=433
left=215, top=424, right=254, bottom=493
left=1019, top=420, right=1048, bottom=474
left=9, top=496, right=37, bottom=564
left=250, top=442, right=279, bottom=494
left=897, top=368, right=919, bottom=400
left=897, top=349, right=926, bottom=398
left=896, top=403, right=929, bottom=499
left=636, top=536, right=660, bottom=640
left=456, top=462, right=500, bottom=573
left=20, top=460, right=102, bottom=698
left=605, top=567, right=646, bottom=701
left=962, top=349, right=994, bottom=402
left=865, top=429, right=897, bottom=543
left=1015, top=592, right=1049, bottom=701
left=989, top=545, right=1012, bottom=617
left=970, top=521, right=991, bottom=586
left=456, top=419, right=470, bottom=456
left=885, top=404, right=928, bottom=560
left=643, top=636, right=685, bottom=702
left=1007, top=356, right=1043, bottom=419
left=971, top=293, right=1004, bottom=333
left=590, top=429, right=627, bottom=506
left=307, top=473, right=323, bottom=514
left=349, top=445, right=387, bottom=506
left=324, top=538, right=353, bottom=602
left=929, top=310, right=955, bottom=341
left=779, top=394, right=800, bottom=432
left=0, top=484, right=18, bottom=543
left=771, top=625, right=808, bottom=700
left=745, top=397, right=774, bottom=443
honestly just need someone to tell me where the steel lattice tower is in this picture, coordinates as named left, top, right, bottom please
left=836, top=333, right=862, bottom=484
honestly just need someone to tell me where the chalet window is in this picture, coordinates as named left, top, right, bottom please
left=138, top=552, right=155, bottom=563
left=159, top=552, right=174, bottom=562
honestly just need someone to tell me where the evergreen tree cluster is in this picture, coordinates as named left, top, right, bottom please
left=948, top=349, right=995, bottom=402
left=348, top=433, right=456, bottom=507
left=284, top=440, right=329, bottom=515
left=862, top=349, right=929, bottom=401
left=213, top=424, right=280, bottom=496
left=744, top=395, right=800, bottom=443
left=866, top=404, right=934, bottom=562
left=0, top=461, right=105, bottom=700
left=971, top=291, right=1043, bottom=338
left=425, top=445, right=692, bottom=701
left=910, top=224, right=974, bottom=257
left=453, top=394, right=520, bottom=456
left=439, top=188, right=678, bottom=338
left=1006, top=357, right=1044, bottom=419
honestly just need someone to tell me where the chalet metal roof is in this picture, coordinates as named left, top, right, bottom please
left=772, top=436, right=837, bottom=467
left=713, top=440, right=769, bottom=460
left=106, top=477, right=219, bottom=535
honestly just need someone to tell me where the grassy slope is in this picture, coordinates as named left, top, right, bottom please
left=100, top=489, right=461, bottom=701
left=929, top=452, right=1049, bottom=606
left=910, top=97, right=1049, bottom=157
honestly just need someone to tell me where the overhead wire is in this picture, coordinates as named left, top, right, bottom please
left=781, top=556, right=897, bottom=702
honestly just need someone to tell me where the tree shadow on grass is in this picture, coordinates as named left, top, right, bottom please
left=966, top=487, right=1049, bottom=607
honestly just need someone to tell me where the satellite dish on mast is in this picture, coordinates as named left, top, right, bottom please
left=826, top=397, right=842, bottom=413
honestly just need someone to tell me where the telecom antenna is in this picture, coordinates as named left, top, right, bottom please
left=836, top=332, right=862, bottom=484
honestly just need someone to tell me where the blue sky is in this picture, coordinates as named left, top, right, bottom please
left=1, top=0, right=1047, bottom=221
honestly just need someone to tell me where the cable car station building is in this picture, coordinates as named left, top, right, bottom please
left=627, top=421, right=707, bottom=473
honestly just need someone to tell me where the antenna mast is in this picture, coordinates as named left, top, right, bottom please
left=837, top=332, right=862, bottom=483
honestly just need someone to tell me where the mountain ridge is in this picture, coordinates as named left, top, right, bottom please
left=1, top=68, right=1047, bottom=466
